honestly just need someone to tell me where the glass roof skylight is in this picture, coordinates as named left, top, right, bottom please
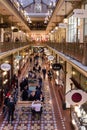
left=18, top=0, right=33, bottom=8
left=17, top=0, right=58, bottom=30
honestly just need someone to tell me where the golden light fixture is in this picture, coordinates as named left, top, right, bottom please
left=63, top=18, right=68, bottom=24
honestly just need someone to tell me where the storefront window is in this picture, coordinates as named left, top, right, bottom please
left=81, top=75, right=87, bottom=91
left=68, top=16, right=80, bottom=42
left=72, top=68, right=87, bottom=91
left=72, top=68, right=80, bottom=83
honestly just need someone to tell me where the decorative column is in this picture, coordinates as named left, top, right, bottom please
left=1, top=17, right=4, bottom=42
left=82, top=42, right=87, bottom=65
left=62, top=61, right=67, bottom=110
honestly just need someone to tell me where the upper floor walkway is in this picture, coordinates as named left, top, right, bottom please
left=46, top=41, right=87, bottom=66
left=0, top=41, right=87, bottom=74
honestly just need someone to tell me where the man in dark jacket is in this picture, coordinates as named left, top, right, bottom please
left=3, top=96, right=10, bottom=118
left=42, top=67, right=46, bottom=79
left=7, top=96, right=15, bottom=123
left=38, top=75, right=42, bottom=88
left=22, top=86, right=28, bottom=101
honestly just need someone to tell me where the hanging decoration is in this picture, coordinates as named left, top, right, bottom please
left=1, top=63, right=11, bottom=71
left=66, top=89, right=87, bottom=105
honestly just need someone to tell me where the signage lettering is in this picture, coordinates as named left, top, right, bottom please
left=52, top=63, right=63, bottom=71
left=73, top=9, right=87, bottom=18
left=1, top=63, right=11, bottom=71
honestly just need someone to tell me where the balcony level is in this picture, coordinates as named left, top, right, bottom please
left=0, top=41, right=30, bottom=57
left=47, top=42, right=87, bottom=66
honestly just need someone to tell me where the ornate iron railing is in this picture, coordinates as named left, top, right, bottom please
left=46, top=42, right=87, bottom=66
left=0, top=42, right=29, bottom=54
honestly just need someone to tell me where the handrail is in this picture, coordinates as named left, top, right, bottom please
left=46, top=42, right=87, bottom=66
left=0, top=42, right=29, bottom=54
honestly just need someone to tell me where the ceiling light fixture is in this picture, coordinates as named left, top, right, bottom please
left=55, top=26, right=58, bottom=30
left=63, top=18, right=68, bottom=24
left=11, top=26, right=15, bottom=30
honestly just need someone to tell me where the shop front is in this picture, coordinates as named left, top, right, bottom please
left=66, top=67, right=87, bottom=130
left=0, top=55, right=12, bottom=105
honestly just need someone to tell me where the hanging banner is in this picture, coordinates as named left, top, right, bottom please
left=38, top=47, right=44, bottom=53
left=66, top=89, right=87, bottom=105
left=73, top=9, right=87, bottom=18
left=48, top=55, right=54, bottom=61
left=59, top=23, right=67, bottom=28
left=46, top=52, right=51, bottom=56
left=1, top=63, right=11, bottom=71
left=15, top=56, right=22, bottom=60
left=44, top=48, right=49, bottom=52
left=52, top=63, right=63, bottom=71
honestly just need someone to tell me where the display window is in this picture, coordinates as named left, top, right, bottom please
left=68, top=16, right=80, bottom=42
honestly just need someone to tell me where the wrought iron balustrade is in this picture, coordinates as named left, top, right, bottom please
left=0, top=42, right=29, bottom=54
left=47, top=42, right=87, bottom=65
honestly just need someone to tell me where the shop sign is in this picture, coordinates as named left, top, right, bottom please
left=15, top=56, right=22, bottom=60
left=66, top=89, right=87, bottom=105
left=46, top=52, right=51, bottom=56
left=45, top=50, right=51, bottom=56
left=73, top=9, right=87, bottom=18
left=13, top=28, right=18, bottom=32
left=52, top=63, right=62, bottom=71
left=44, top=49, right=49, bottom=53
left=38, top=48, right=44, bottom=53
left=59, top=23, right=67, bottom=28
left=1, top=63, right=11, bottom=71
left=48, top=55, right=54, bottom=61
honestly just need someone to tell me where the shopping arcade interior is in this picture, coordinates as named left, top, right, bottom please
left=0, top=0, right=87, bottom=130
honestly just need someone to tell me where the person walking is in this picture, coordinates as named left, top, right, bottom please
left=21, top=86, right=28, bottom=101
left=38, top=65, right=41, bottom=73
left=3, top=96, right=10, bottom=118
left=38, top=75, right=42, bottom=88
left=42, top=67, right=46, bottom=79
left=47, top=69, right=53, bottom=81
left=7, top=95, right=15, bottom=123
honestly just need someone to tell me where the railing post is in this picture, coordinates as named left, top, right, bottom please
left=82, top=42, right=87, bottom=66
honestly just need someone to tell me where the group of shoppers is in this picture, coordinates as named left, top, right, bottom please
left=2, top=49, right=48, bottom=123
left=3, top=88, right=18, bottom=123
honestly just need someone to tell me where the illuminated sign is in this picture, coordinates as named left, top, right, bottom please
left=73, top=9, right=87, bottom=18
left=59, top=23, right=67, bottom=28
left=66, top=89, right=87, bottom=105
left=48, top=56, right=54, bottom=61
left=1, top=63, right=11, bottom=71
left=52, top=63, right=62, bottom=71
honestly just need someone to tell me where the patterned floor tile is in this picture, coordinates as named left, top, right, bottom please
left=44, top=123, right=54, bottom=130
left=16, top=124, right=28, bottom=130
left=0, top=62, right=59, bottom=130
left=31, top=123, right=41, bottom=130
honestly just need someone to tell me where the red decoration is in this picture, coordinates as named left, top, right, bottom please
left=72, top=93, right=82, bottom=103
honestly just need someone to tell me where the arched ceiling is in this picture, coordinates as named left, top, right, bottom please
left=18, top=0, right=58, bottom=30
left=0, top=0, right=82, bottom=35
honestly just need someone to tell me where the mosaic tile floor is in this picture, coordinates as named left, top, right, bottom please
left=0, top=58, right=73, bottom=130
left=0, top=78, right=58, bottom=130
